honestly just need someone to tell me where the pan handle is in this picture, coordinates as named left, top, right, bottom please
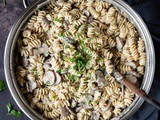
left=22, top=0, right=28, bottom=8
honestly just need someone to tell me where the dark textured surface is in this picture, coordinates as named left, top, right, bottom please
left=0, top=0, right=160, bottom=120
left=0, top=0, right=28, bottom=120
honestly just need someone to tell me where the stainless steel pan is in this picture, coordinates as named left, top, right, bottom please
left=4, top=0, right=155, bottom=119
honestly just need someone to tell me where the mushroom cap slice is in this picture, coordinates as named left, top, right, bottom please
left=125, top=74, right=137, bottom=84
left=43, top=71, right=55, bottom=85
left=91, top=111, right=100, bottom=120
left=26, top=81, right=37, bottom=92
left=54, top=72, right=61, bottom=85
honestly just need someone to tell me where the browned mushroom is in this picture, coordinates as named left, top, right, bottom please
left=91, top=111, right=100, bottom=120
left=125, top=74, right=137, bottom=84
left=60, top=106, right=70, bottom=117
left=21, top=57, right=29, bottom=67
left=26, top=81, right=37, bottom=92
left=63, top=20, right=69, bottom=30
left=43, top=71, right=56, bottom=85
left=66, top=106, right=76, bottom=116
left=83, top=9, right=90, bottom=17
left=54, top=72, right=62, bottom=85
left=33, top=43, right=49, bottom=55
left=42, top=16, right=50, bottom=25
left=95, top=70, right=108, bottom=87
left=63, top=37, right=74, bottom=45
left=127, top=70, right=141, bottom=78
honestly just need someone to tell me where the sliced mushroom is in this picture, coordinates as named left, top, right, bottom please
left=43, top=63, right=53, bottom=71
left=76, top=106, right=83, bottom=112
left=87, top=16, right=94, bottom=24
left=95, top=70, right=104, bottom=79
left=66, top=106, right=76, bottom=116
left=60, top=106, right=70, bottom=117
left=26, top=81, right=37, bottom=92
left=63, top=37, right=74, bottom=45
left=33, top=43, right=49, bottom=55
left=125, top=74, right=137, bottom=84
left=95, top=70, right=108, bottom=86
left=54, top=72, right=61, bottom=85
left=127, top=70, right=141, bottom=78
left=116, top=37, right=124, bottom=51
left=125, top=62, right=137, bottom=69
left=83, top=9, right=90, bottom=17
left=43, top=71, right=55, bottom=85
left=91, top=111, right=100, bottom=120
left=113, top=71, right=123, bottom=83
left=21, top=57, right=29, bottom=67
left=42, top=16, right=50, bottom=25
left=63, top=20, right=69, bottom=30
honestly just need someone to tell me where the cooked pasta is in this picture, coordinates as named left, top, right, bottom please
left=15, top=0, right=147, bottom=119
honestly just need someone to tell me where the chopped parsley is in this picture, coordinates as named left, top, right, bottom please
left=68, top=75, right=79, bottom=83
left=54, top=18, right=61, bottom=23
left=89, top=38, right=93, bottom=41
left=98, top=58, right=103, bottom=63
left=76, top=33, right=81, bottom=38
left=7, top=103, right=12, bottom=112
left=56, top=69, right=62, bottom=73
left=88, top=100, right=92, bottom=105
left=74, top=56, right=87, bottom=72
left=46, top=81, right=50, bottom=85
left=101, top=66, right=105, bottom=71
left=0, top=80, right=6, bottom=92
left=53, top=95, right=58, bottom=100
left=94, top=100, right=99, bottom=104
left=7, top=103, right=22, bottom=118
left=58, top=33, right=64, bottom=37
left=65, top=45, right=70, bottom=49
left=75, top=25, right=79, bottom=29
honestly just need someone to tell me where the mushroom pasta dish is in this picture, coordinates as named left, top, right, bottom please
left=15, top=0, right=146, bottom=119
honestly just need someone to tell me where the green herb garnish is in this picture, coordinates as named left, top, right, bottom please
left=74, top=55, right=87, bottom=72
left=94, top=100, right=99, bottom=104
left=98, top=58, right=102, bottom=63
left=9, top=110, right=22, bottom=118
left=88, top=100, right=92, bottom=105
left=54, top=18, right=61, bottom=23
left=53, top=95, right=58, bottom=100
left=89, top=38, right=93, bottom=41
left=65, top=45, right=70, bottom=49
left=7, top=103, right=22, bottom=118
left=46, top=81, right=50, bottom=85
left=72, top=75, right=78, bottom=82
left=76, top=33, right=81, bottom=38
left=101, top=66, right=105, bottom=71
left=75, top=25, right=79, bottom=29
left=7, top=103, right=12, bottom=112
left=0, top=80, right=6, bottom=92
left=58, top=33, right=64, bottom=37
left=56, top=69, right=62, bottom=73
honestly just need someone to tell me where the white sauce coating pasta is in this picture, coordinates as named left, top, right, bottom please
left=15, top=0, right=146, bottom=119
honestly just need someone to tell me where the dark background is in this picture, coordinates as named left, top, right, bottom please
left=0, top=0, right=160, bottom=120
